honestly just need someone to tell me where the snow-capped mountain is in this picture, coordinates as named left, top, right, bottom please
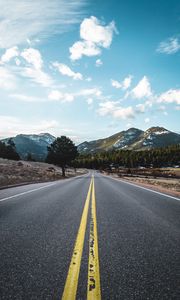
left=1, top=127, right=179, bottom=160
left=78, top=127, right=180, bottom=153
left=2, top=133, right=55, bottom=160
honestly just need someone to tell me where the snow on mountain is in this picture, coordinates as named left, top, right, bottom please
left=78, top=127, right=180, bottom=153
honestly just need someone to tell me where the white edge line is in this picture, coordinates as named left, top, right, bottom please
left=102, top=174, right=180, bottom=201
left=0, top=182, right=56, bottom=202
left=0, top=172, right=90, bottom=203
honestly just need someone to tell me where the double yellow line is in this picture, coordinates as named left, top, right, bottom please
left=62, top=175, right=101, bottom=300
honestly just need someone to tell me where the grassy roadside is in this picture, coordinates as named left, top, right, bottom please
left=102, top=168, right=180, bottom=198
left=0, top=158, right=87, bottom=188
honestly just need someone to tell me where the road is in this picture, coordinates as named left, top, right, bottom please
left=0, top=172, right=179, bottom=300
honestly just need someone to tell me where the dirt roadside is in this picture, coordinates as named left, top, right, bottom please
left=0, top=158, right=87, bottom=189
left=103, top=172, right=180, bottom=199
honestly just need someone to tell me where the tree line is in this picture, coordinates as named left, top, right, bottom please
left=0, top=139, right=20, bottom=161
left=1, top=135, right=179, bottom=176
left=73, top=144, right=180, bottom=170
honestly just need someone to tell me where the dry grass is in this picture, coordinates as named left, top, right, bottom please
left=103, top=167, right=180, bottom=198
left=123, top=176, right=180, bottom=198
left=0, top=158, right=86, bottom=188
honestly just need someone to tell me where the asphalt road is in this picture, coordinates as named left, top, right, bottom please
left=0, top=172, right=179, bottom=299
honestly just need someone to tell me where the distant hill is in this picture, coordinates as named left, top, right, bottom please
left=2, top=133, right=55, bottom=160
left=77, top=127, right=180, bottom=154
left=1, top=127, right=180, bottom=160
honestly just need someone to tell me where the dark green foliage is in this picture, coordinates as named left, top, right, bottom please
left=26, top=153, right=36, bottom=161
left=75, top=144, right=180, bottom=169
left=0, top=140, right=20, bottom=160
left=46, top=136, right=78, bottom=176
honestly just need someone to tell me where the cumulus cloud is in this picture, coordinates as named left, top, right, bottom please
left=95, top=58, right=103, bottom=67
left=0, top=0, right=85, bottom=48
left=157, top=37, right=180, bottom=54
left=131, top=76, right=152, bottom=99
left=111, top=75, right=133, bottom=90
left=1, top=46, right=19, bottom=63
left=157, top=89, right=180, bottom=105
left=111, top=79, right=121, bottom=89
left=52, top=62, right=83, bottom=80
left=78, top=88, right=102, bottom=97
left=21, top=66, right=53, bottom=87
left=70, top=16, right=117, bottom=60
left=0, top=66, right=17, bottom=89
left=122, top=75, right=133, bottom=90
left=48, top=90, right=74, bottom=102
left=0, top=115, right=59, bottom=138
left=98, top=101, right=135, bottom=119
left=21, top=48, right=43, bottom=69
left=18, top=47, right=53, bottom=87
left=69, top=40, right=101, bottom=61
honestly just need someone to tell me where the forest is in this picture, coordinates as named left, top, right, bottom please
left=73, top=144, right=180, bottom=170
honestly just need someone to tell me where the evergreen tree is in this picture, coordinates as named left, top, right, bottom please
left=46, top=136, right=78, bottom=177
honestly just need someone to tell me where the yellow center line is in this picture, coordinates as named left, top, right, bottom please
left=62, top=177, right=93, bottom=300
left=87, top=176, right=101, bottom=300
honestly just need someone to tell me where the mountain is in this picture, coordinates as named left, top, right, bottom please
left=1, top=127, right=179, bottom=160
left=2, top=133, right=55, bottom=160
left=78, top=127, right=180, bottom=153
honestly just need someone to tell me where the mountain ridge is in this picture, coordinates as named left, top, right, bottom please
left=1, top=127, right=180, bottom=159
left=77, top=126, right=180, bottom=153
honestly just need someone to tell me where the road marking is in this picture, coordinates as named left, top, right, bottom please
left=0, top=182, right=56, bottom=202
left=102, top=173, right=180, bottom=201
left=62, top=177, right=93, bottom=300
left=87, top=176, right=101, bottom=300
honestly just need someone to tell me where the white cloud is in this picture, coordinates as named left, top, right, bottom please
left=10, top=93, right=44, bottom=102
left=157, top=37, right=180, bottom=54
left=70, top=40, right=101, bottom=60
left=131, top=76, right=152, bottom=99
left=86, top=77, right=92, bottom=82
left=0, top=66, right=17, bottom=89
left=78, top=88, right=102, bottom=97
left=0, top=0, right=85, bottom=48
left=21, top=66, right=53, bottom=87
left=80, top=16, right=117, bottom=47
left=0, top=46, right=53, bottom=87
left=70, top=16, right=117, bottom=60
left=98, top=101, right=135, bottom=119
left=122, top=75, right=133, bottom=90
left=135, top=103, right=146, bottom=113
left=52, top=62, right=83, bottom=80
left=0, top=115, right=59, bottom=137
left=111, top=79, right=121, bottom=89
left=21, top=48, right=43, bottom=69
left=86, top=98, right=93, bottom=105
left=1, top=46, right=19, bottom=63
left=157, top=89, right=180, bottom=105
left=144, top=117, right=150, bottom=123
left=95, top=58, right=103, bottom=67
left=48, top=90, right=74, bottom=102
left=111, top=75, right=132, bottom=90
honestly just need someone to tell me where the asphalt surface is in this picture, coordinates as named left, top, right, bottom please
left=0, top=172, right=179, bottom=299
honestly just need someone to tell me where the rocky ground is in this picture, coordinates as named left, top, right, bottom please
left=0, top=158, right=86, bottom=188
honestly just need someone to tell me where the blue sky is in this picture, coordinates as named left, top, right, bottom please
left=0, top=0, right=179, bottom=143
